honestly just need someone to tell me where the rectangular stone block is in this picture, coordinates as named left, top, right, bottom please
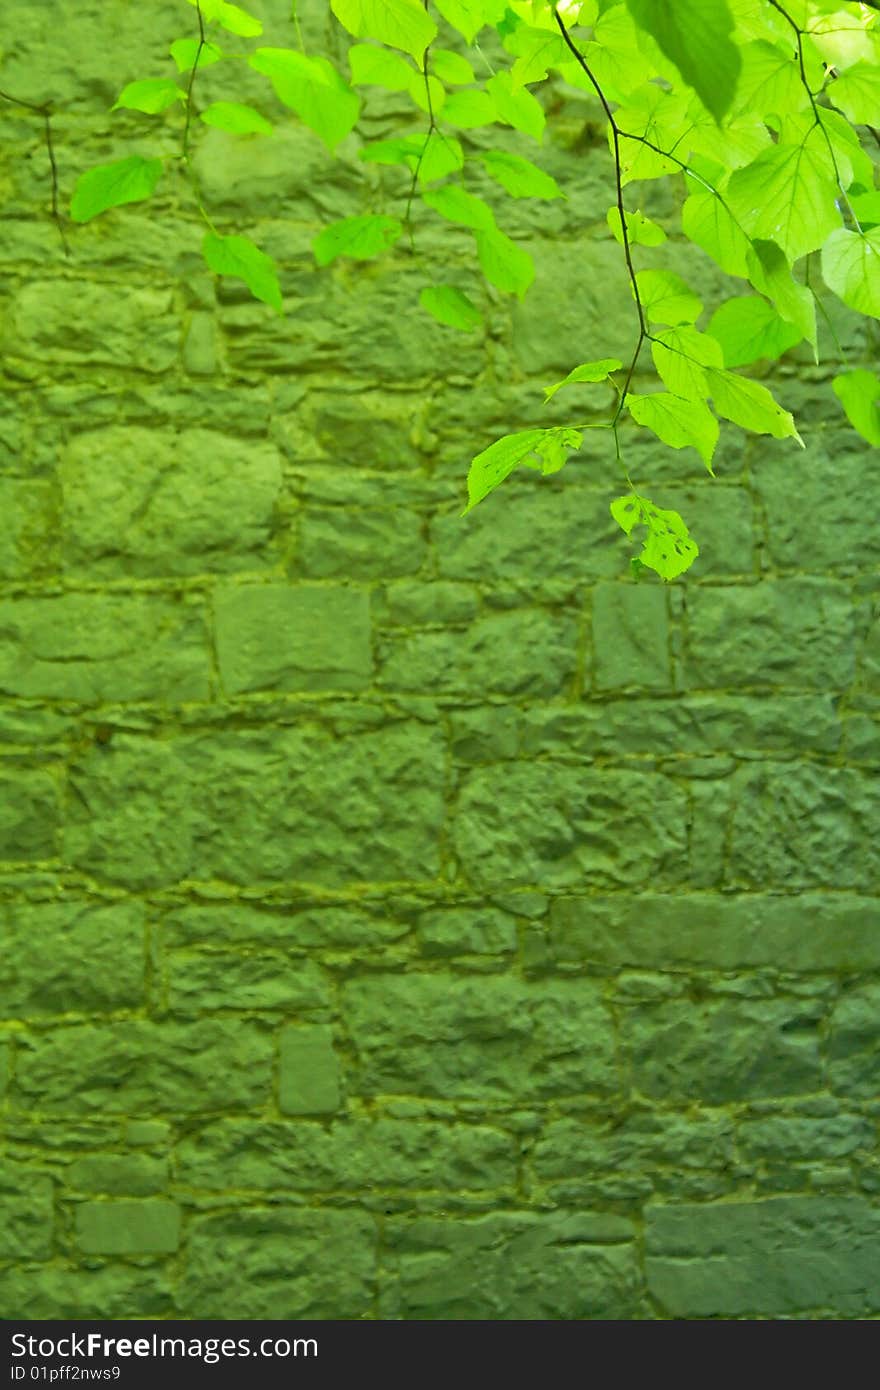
left=68, top=1154, right=168, bottom=1195
left=60, top=427, right=283, bottom=576
left=622, top=998, right=823, bottom=1101
left=726, top=763, right=880, bottom=889
left=0, top=478, right=54, bottom=580
left=279, top=1025, right=342, bottom=1114
left=177, top=1116, right=516, bottom=1192
left=0, top=1163, right=53, bottom=1259
left=214, top=583, right=372, bottom=694
left=548, top=893, right=880, bottom=971
left=0, top=767, right=60, bottom=860
left=0, top=1263, right=172, bottom=1319
left=380, top=1212, right=641, bottom=1318
left=684, top=579, right=854, bottom=688
left=754, top=450, right=880, bottom=571
left=523, top=694, right=841, bottom=758
left=9, top=280, right=178, bottom=372
left=297, top=507, right=427, bottom=578
left=379, top=609, right=579, bottom=697
left=646, top=1197, right=880, bottom=1316
left=0, top=900, right=144, bottom=1016
left=342, top=975, right=616, bottom=1100
left=13, top=1020, right=273, bottom=1114
left=75, top=1200, right=181, bottom=1255
left=452, top=762, right=688, bottom=890
left=163, top=903, right=409, bottom=948
left=828, top=983, right=880, bottom=1099
left=531, top=1112, right=735, bottom=1196
left=591, top=582, right=670, bottom=689
left=180, top=1208, right=376, bottom=1318
left=0, top=594, right=211, bottom=701
left=65, top=724, right=445, bottom=889
left=165, top=951, right=330, bottom=1014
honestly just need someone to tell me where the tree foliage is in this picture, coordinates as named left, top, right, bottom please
left=54, top=0, right=880, bottom=579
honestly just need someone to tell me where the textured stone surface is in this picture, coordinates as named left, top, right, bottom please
left=1, top=0, right=878, bottom=1323
left=0, top=593, right=210, bottom=701
left=646, top=1197, right=880, bottom=1316
left=60, top=427, right=283, bottom=575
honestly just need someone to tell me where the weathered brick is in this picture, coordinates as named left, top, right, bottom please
left=828, top=983, right=880, bottom=1100
left=297, top=508, right=427, bottom=578
left=13, top=1020, right=273, bottom=1114
left=0, top=593, right=211, bottom=701
left=622, top=998, right=823, bottom=1101
left=0, top=767, right=60, bottom=860
left=417, top=905, right=517, bottom=957
left=180, top=1208, right=376, bottom=1318
left=591, top=582, right=669, bottom=689
left=646, top=1197, right=880, bottom=1316
left=0, top=478, right=55, bottom=579
left=60, top=426, right=282, bottom=575
left=381, top=1212, right=641, bottom=1318
left=452, top=762, right=688, bottom=889
left=726, top=762, right=880, bottom=889
left=165, top=951, right=330, bottom=1015
left=684, top=579, right=854, bottom=688
left=75, top=1199, right=181, bottom=1255
left=753, top=448, right=880, bottom=571
left=0, top=1263, right=172, bottom=1319
left=548, top=893, right=880, bottom=971
left=163, top=903, right=410, bottom=948
left=380, top=608, right=579, bottom=696
left=0, top=900, right=144, bottom=1016
left=9, top=280, right=178, bottom=372
left=65, top=725, right=444, bottom=888
left=213, top=584, right=372, bottom=694
left=279, top=1025, right=342, bottom=1115
left=67, top=1154, right=168, bottom=1195
left=0, top=1162, right=53, bottom=1259
left=177, top=1115, right=515, bottom=1192
left=342, top=975, right=616, bottom=1100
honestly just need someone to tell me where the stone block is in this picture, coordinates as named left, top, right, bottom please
left=0, top=900, right=144, bottom=1016
left=279, top=1025, right=342, bottom=1115
left=213, top=583, right=372, bottom=694
left=75, top=1200, right=181, bottom=1255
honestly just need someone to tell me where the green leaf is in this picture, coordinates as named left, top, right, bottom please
left=418, top=132, right=464, bottom=183
left=746, top=239, right=817, bottom=356
left=112, top=79, right=185, bottom=114
left=625, top=0, right=741, bottom=122
left=330, top=0, right=437, bottom=60
left=188, top=0, right=262, bottom=37
left=650, top=327, right=723, bottom=400
left=827, top=61, right=880, bottom=125
left=420, top=284, right=483, bottom=331
left=462, top=428, right=547, bottom=512
left=846, top=190, right=880, bottom=228
left=348, top=42, right=416, bottom=89
left=249, top=49, right=359, bottom=151
left=821, top=228, right=880, bottom=319
left=733, top=39, right=810, bottom=120
left=486, top=71, right=545, bottom=142
left=480, top=150, right=563, bottom=199
left=832, top=371, right=880, bottom=447
left=726, top=134, right=842, bottom=263
left=504, top=25, right=569, bottom=87
left=610, top=493, right=699, bottom=581
left=607, top=206, right=666, bottom=247
left=70, top=155, right=164, bottom=222
left=474, top=227, right=534, bottom=298
left=628, top=392, right=719, bottom=471
left=681, top=186, right=752, bottom=278
left=200, top=101, right=273, bottom=134
left=533, top=428, right=583, bottom=476
left=441, top=90, right=497, bottom=127
left=706, top=368, right=802, bottom=441
left=543, top=358, right=623, bottom=403
left=358, top=135, right=424, bottom=166
left=636, top=269, right=702, bottom=326
left=169, top=37, right=223, bottom=72
left=433, top=0, right=506, bottom=44
left=431, top=49, right=475, bottom=84
left=202, top=232, right=282, bottom=312
left=707, top=295, right=802, bottom=367
left=313, top=214, right=403, bottom=265
left=422, top=184, right=495, bottom=231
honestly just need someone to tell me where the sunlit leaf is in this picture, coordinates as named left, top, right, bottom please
left=544, top=358, right=623, bottom=402
left=463, top=428, right=547, bottom=512
left=202, top=232, right=282, bottom=312
left=330, top=0, right=437, bottom=60
left=200, top=101, right=273, bottom=134
left=636, top=269, right=703, bottom=326
left=651, top=326, right=724, bottom=400
left=611, top=492, right=699, bottom=581
left=422, top=184, right=495, bottom=230
left=821, top=227, right=880, bottom=318
left=474, top=226, right=535, bottom=298
left=420, top=284, right=483, bottom=331
left=169, top=37, right=223, bottom=71
left=832, top=370, right=880, bottom=447
left=607, top=206, right=667, bottom=247
left=112, top=79, right=185, bottom=114
left=249, top=48, right=359, bottom=151
left=628, top=391, right=719, bottom=471
left=626, top=0, right=741, bottom=121
left=486, top=71, right=545, bottom=141
left=726, top=132, right=842, bottom=262
left=480, top=150, right=563, bottom=199
left=313, top=214, right=403, bottom=265
left=707, top=295, right=802, bottom=366
left=434, top=0, right=506, bottom=44
left=70, top=155, right=164, bottom=222
left=706, top=367, right=802, bottom=441
left=441, top=89, right=497, bottom=127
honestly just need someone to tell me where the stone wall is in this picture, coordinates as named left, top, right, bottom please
left=0, top=0, right=879, bottom=1319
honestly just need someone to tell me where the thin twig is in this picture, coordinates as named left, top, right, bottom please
left=553, top=7, right=645, bottom=420
left=182, top=0, right=207, bottom=161
left=0, top=87, right=69, bottom=254
left=405, top=3, right=438, bottom=249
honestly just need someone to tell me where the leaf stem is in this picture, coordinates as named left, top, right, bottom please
left=0, top=88, right=69, bottom=254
